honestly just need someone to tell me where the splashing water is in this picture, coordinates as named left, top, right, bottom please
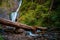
left=9, top=0, right=42, bottom=36
left=10, top=0, right=22, bottom=22
left=26, top=30, right=41, bottom=36
left=7, top=0, right=22, bottom=30
left=10, top=0, right=41, bottom=36
left=26, top=31, right=38, bottom=36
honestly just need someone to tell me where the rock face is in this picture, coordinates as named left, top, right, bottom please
left=0, top=0, right=19, bottom=12
left=0, top=0, right=19, bottom=36
left=0, top=8, right=9, bottom=19
left=2, top=28, right=60, bottom=40
left=3, top=29, right=34, bottom=40
left=3, top=34, right=34, bottom=40
left=0, top=8, right=10, bottom=29
left=0, top=0, right=19, bottom=31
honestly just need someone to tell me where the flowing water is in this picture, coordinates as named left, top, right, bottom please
left=26, top=30, right=41, bottom=37
left=6, top=0, right=22, bottom=31
left=10, top=0, right=42, bottom=36
left=9, top=0, right=42, bottom=37
left=10, top=0, right=22, bottom=22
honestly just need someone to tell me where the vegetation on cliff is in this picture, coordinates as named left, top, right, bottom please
left=0, top=0, right=60, bottom=27
left=19, top=0, right=60, bottom=27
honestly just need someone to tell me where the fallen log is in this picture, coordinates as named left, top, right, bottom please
left=0, top=17, right=36, bottom=31
left=0, top=17, right=47, bottom=32
left=36, top=27, right=47, bottom=30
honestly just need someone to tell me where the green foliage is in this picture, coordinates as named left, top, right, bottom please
left=0, top=0, right=60, bottom=27
left=19, top=0, right=50, bottom=27
left=19, top=0, right=60, bottom=27
left=0, top=0, right=2, bottom=5
left=48, top=5, right=60, bottom=27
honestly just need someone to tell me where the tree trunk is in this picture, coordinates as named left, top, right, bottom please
left=0, top=17, right=47, bottom=31
left=0, top=17, right=36, bottom=31
left=49, top=0, right=54, bottom=11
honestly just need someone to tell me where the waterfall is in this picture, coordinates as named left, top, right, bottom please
left=10, top=0, right=22, bottom=22
left=16, top=0, right=22, bottom=13
left=9, top=0, right=42, bottom=36
left=7, top=0, right=22, bottom=30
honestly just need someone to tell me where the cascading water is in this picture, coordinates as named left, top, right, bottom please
left=10, top=0, right=41, bottom=36
left=26, top=31, right=38, bottom=36
left=9, top=0, right=42, bottom=37
left=26, top=30, right=41, bottom=37
left=10, top=0, right=22, bottom=22
left=7, top=0, right=22, bottom=30
left=11, top=0, right=37, bottom=36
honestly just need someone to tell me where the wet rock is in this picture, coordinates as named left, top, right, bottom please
left=0, top=8, right=9, bottom=20
left=3, top=31, right=33, bottom=40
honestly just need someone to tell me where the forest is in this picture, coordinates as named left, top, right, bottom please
left=0, top=0, right=60, bottom=40
left=19, top=0, right=60, bottom=27
left=0, top=0, right=60, bottom=27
